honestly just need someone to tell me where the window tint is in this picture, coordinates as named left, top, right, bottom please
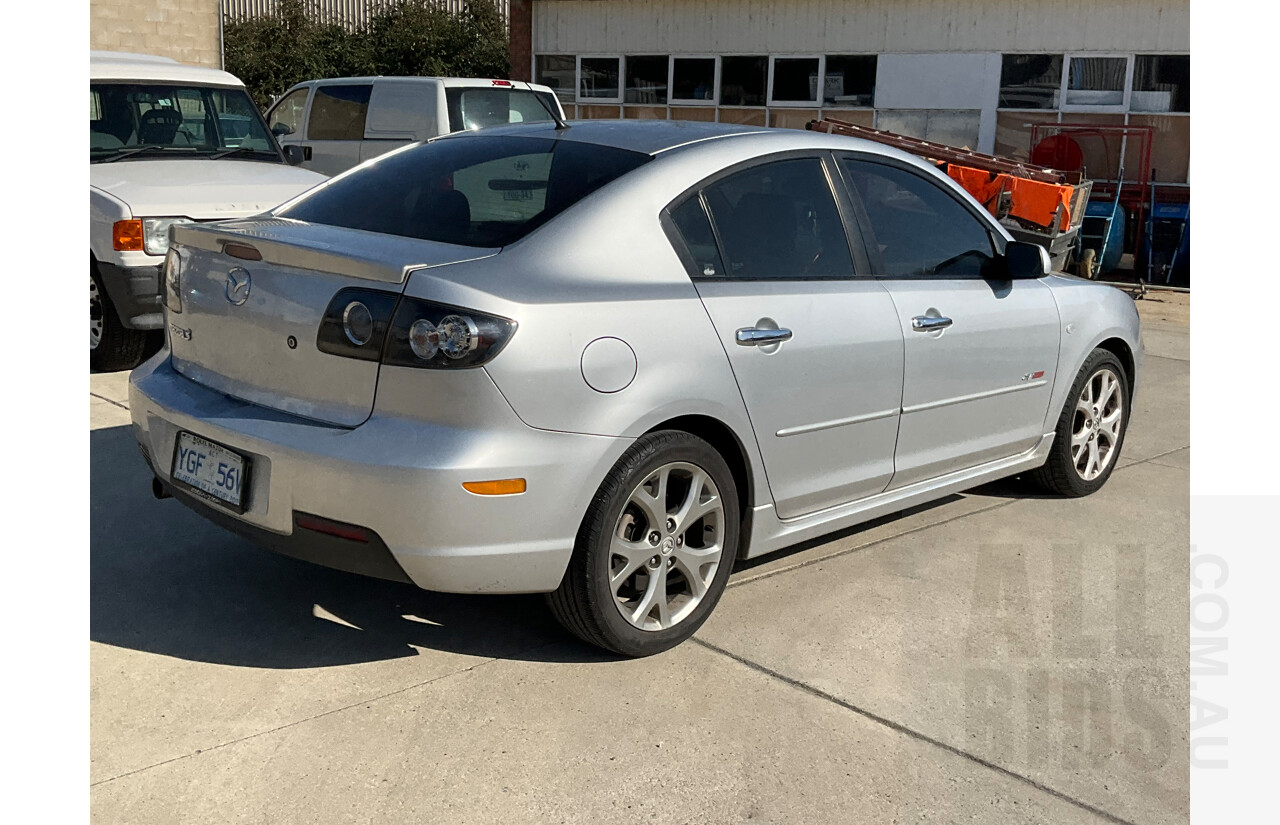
left=669, top=197, right=726, bottom=279
left=702, top=158, right=854, bottom=280
left=268, top=88, right=308, bottom=137
left=280, top=135, right=650, bottom=248
left=445, top=88, right=555, bottom=132
left=308, top=84, right=372, bottom=140
left=840, top=158, right=996, bottom=279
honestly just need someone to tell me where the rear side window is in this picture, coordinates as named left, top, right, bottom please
left=701, top=158, right=855, bottom=280
left=279, top=135, right=650, bottom=248
left=446, top=88, right=556, bottom=132
left=839, top=158, right=996, bottom=278
left=308, top=84, right=372, bottom=140
left=669, top=197, right=727, bottom=279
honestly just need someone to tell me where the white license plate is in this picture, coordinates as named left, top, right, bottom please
left=171, top=431, right=249, bottom=511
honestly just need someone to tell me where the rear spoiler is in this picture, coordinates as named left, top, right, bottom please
left=171, top=219, right=497, bottom=285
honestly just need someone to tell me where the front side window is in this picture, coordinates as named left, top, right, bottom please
left=307, top=84, right=372, bottom=140
left=89, top=82, right=278, bottom=161
left=840, top=158, right=996, bottom=279
left=701, top=158, right=854, bottom=280
left=279, top=135, right=650, bottom=248
left=268, top=87, right=309, bottom=137
left=445, top=87, right=556, bottom=132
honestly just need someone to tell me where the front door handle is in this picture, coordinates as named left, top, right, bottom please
left=736, top=327, right=793, bottom=346
left=911, top=315, right=953, bottom=332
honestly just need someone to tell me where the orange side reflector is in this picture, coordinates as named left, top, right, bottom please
left=462, top=478, right=527, bottom=496
left=112, top=219, right=144, bottom=251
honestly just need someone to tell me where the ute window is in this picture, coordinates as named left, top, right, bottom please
left=278, top=135, right=650, bottom=248
left=90, top=83, right=279, bottom=161
left=446, top=87, right=558, bottom=132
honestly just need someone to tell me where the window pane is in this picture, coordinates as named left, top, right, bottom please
left=1066, top=57, right=1126, bottom=106
left=1132, top=55, right=1189, bottom=113
left=672, top=58, right=716, bottom=101
left=580, top=57, right=621, bottom=99
left=720, top=56, right=767, bottom=106
left=669, top=197, right=726, bottom=278
left=625, top=55, right=669, bottom=104
left=772, top=57, right=820, bottom=103
left=999, top=54, right=1062, bottom=109
left=841, top=159, right=995, bottom=278
left=823, top=55, right=876, bottom=107
left=268, top=88, right=308, bottom=137
left=703, top=158, right=854, bottom=280
left=89, top=83, right=276, bottom=159
left=308, top=84, right=371, bottom=140
left=536, top=55, right=576, bottom=103
left=280, top=135, right=650, bottom=248
left=445, top=88, right=556, bottom=132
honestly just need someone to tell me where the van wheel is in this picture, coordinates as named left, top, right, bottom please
left=547, top=431, right=740, bottom=657
left=91, top=270, right=149, bottom=372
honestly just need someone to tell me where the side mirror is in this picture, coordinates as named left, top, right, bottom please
left=1004, top=241, right=1051, bottom=279
left=282, top=144, right=305, bottom=166
left=271, top=122, right=294, bottom=137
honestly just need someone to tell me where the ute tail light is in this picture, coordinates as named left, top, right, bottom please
left=315, top=289, right=516, bottom=369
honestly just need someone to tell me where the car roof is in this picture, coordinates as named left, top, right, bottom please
left=90, top=51, right=244, bottom=87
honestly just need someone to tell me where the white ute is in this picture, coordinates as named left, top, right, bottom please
left=90, top=51, right=326, bottom=371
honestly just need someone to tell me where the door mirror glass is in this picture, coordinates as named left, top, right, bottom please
left=1005, top=241, right=1051, bottom=279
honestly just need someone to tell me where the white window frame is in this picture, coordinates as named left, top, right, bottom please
left=669, top=55, right=720, bottom=106
left=767, top=54, right=825, bottom=108
left=820, top=54, right=878, bottom=109
left=1059, top=53, right=1133, bottom=113
left=577, top=55, right=624, bottom=104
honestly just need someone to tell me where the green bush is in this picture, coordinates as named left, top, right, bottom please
left=225, top=0, right=510, bottom=109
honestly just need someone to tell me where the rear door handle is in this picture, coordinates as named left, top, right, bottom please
left=911, top=315, right=953, bottom=332
left=736, top=327, right=793, bottom=346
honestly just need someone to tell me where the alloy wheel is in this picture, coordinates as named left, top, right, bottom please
left=610, top=461, right=725, bottom=631
left=90, top=274, right=104, bottom=350
left=1071, top=367, right=1123, bottom=481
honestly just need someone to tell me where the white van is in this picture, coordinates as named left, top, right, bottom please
left=265, top=77, right=566, bottom=176
left=90, top=51, right=327, bottom=371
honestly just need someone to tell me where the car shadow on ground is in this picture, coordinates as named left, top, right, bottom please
left=90, top=425, right=618, bottom=668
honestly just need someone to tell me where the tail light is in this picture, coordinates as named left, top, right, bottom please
left=316, top=289, right=516, bottom=369
left=163, top=248, right=182, bottom=313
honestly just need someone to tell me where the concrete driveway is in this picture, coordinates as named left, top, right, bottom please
left=90, top=296, right=1189, bottom=824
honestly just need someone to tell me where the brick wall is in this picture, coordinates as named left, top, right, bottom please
left=508, top=0, right=531, bottom=81
left=90, top=0, right=222, bottom=69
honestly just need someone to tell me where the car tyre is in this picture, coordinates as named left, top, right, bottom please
left=1031, top=349, right=1130, bottom=497
left=547, top=430, right=740, bottom=657
left=91, top=268, right=150, bottom=373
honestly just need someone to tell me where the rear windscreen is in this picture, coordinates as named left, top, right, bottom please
left=278, top=135, right=650, bottom=248
left=446, top=87, right=559, bottom=132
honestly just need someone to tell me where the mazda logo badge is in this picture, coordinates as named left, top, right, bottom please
left=225, top=267, right=251, bottom=305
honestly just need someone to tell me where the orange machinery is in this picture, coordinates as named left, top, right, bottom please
left=806, top=118, right=1092, bottom=270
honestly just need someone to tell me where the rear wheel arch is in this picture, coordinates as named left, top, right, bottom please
left=643, top=414, right=755, bottom=559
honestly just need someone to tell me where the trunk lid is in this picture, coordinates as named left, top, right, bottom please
left=167, top=219, right=498, bottom=427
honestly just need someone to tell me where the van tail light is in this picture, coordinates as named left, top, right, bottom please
left=315, top=289, right=516, bottom=369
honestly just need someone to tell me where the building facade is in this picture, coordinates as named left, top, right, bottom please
left=90, top=0, right=223, bottom=68
left=512, top=0, right=1190, bottom=185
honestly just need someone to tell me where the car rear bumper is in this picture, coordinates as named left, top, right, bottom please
left=129, top=355, right=631, bottom=594
left=97, top=261, right=164, bottom=329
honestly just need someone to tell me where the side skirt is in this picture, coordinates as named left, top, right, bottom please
left=742, top=433, right=1055, bottom=560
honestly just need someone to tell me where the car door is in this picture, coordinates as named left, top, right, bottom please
left=302, top=82, right=373, bottom=176
left=668, top=154, right=905, bottom=520
left=835, top=155, right=1061, bottom=490
left=359, top=79, right=441, bottom=165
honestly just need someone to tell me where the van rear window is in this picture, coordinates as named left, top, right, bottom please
left=446, top=87, right=559, bottom=132
left=278, top=135, right=650, bottom=248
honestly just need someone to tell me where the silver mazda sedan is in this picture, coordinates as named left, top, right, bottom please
left=131, top=120, right=1141, bottom=657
